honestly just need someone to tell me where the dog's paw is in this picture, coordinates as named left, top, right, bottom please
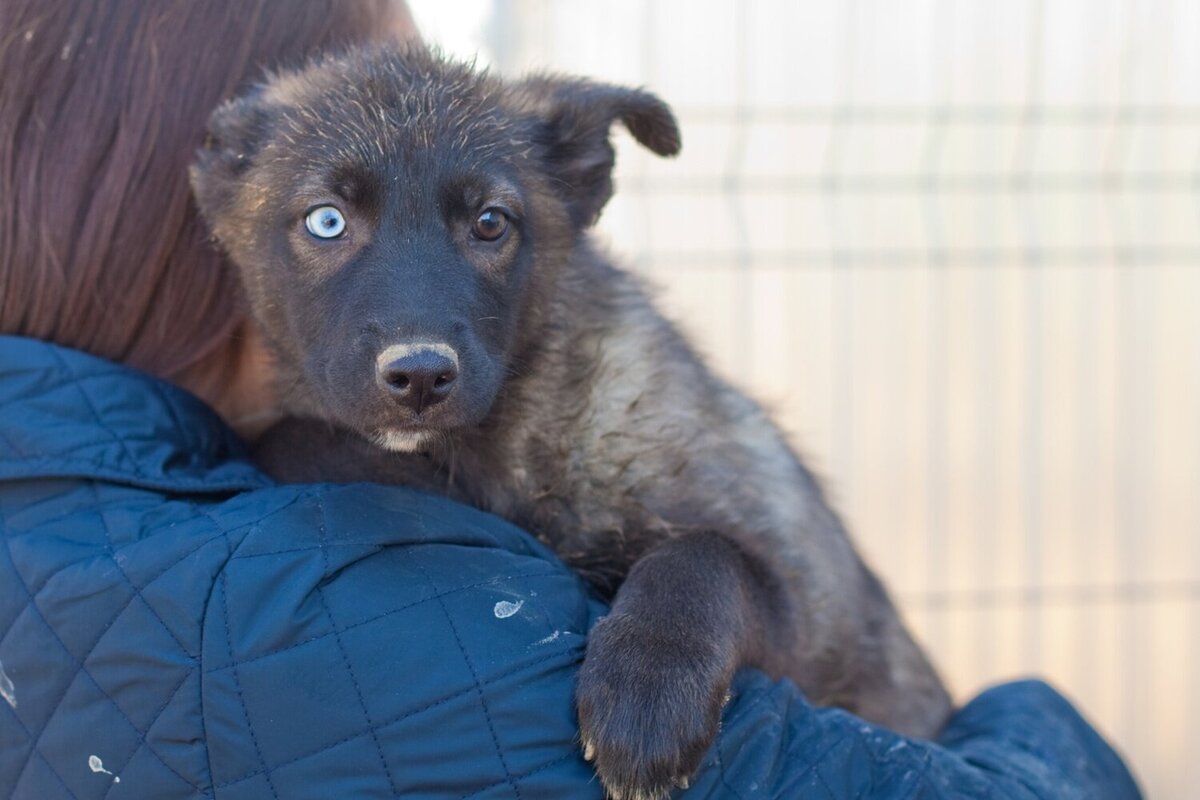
left=576, top=612, right=732, bottom=800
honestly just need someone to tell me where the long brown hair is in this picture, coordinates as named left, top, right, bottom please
left=0, top=0, right=411, bottom=379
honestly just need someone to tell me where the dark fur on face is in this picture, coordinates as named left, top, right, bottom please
left=191, top=47, right=677, bottom=452
left=192, top=44, right=950, bottom=800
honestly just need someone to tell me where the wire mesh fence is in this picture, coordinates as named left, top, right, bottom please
left=410, top=1, right=1200, bottom=796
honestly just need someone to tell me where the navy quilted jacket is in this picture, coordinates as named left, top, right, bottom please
left=0, top=336, right=1142, bottom=799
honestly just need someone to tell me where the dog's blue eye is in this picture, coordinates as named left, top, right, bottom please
left=305, top=205, right=346, bottom=239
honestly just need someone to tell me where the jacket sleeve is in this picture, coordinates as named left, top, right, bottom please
left=684, top=671, right=1143, bottom=800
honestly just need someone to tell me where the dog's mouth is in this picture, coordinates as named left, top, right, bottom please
left=371, top=427, right=439, bottom=453
left=309, top=365, right=464, bottom=453
left=308, top=352, right=501, bottom=453
left=365, top=407, right=476, bottom=452
left=338, top=395, right=479, bottom=454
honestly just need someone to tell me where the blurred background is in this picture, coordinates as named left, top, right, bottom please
left=409, top=1, right=1197, bottom=796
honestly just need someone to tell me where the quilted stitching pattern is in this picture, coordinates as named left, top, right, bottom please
left=203, top=485, right=601, bottom=799
left=1, top=487, right=224, bottom=798
left=2, top=475, right=604, bottom=799
left=0, top=337, right=1144, bottom=799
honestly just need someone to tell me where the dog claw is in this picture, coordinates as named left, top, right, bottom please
left=675, top=776, right=690, bottom=790
left=583, top=740, right=596, bottom=762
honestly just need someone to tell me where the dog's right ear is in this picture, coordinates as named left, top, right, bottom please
left=189, top=89, right=272, bottom=217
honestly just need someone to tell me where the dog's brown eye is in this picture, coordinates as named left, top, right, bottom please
left=473, top=209, right=508, bottom=241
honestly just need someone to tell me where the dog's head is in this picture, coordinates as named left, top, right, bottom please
left=191, top=45, right=679, bottom=451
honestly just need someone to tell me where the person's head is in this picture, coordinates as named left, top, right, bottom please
left=0, top=0, right=414, bottom=431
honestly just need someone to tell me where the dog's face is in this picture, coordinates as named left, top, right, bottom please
left=191, top=46, right=678, bottom=451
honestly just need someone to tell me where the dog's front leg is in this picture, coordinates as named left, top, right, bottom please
left=575, top=530, right=789, bottom=800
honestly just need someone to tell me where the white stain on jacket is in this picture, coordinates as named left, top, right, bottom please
left=88, top=755, right=121, bottom=783
left=0, top=659, right=15, bottom=709
left=533, top=630, right=562, bottom=646
left=493, top=599, right=524, bottom=619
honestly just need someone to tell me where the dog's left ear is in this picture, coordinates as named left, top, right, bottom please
left=515, top=77, right=681, bottom=227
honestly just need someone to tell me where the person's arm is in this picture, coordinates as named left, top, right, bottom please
left=685, top=671, right=1142, bottom=799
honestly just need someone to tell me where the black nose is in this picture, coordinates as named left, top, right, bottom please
left=376, top=347, right=458, bottom=413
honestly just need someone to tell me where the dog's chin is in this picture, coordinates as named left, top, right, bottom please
left=341, top=388, right=498, bottom=454
left=371, top=428, right=438, bottom=453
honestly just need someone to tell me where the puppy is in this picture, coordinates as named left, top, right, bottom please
left=191, top=44, right=951, bottom=800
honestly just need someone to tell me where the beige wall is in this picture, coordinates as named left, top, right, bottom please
left=411, top=1, right=1199, bottom=796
